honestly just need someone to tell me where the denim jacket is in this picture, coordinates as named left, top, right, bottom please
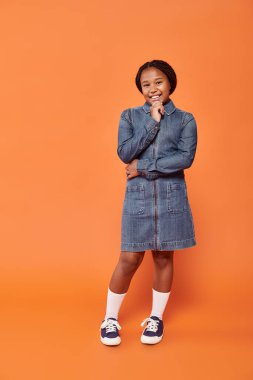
left=117, top=99, right=198, bottom=180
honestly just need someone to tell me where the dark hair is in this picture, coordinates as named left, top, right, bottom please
left=135, top=59, right=177, bottom=95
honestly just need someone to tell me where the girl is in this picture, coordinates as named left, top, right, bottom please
left=100, top=59, right=198, bottom=345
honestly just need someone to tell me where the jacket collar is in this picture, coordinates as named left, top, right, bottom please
left=142, top=98, right=176, bottom=116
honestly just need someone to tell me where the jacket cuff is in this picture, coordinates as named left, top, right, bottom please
left=144, top=115, right=160, bottom=132
left=137, top=159, right=150, bottom=175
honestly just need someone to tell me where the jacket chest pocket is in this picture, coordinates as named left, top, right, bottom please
left=167, top=183, right=189, bottom=214
left=123, top=185, right=145, bottom=215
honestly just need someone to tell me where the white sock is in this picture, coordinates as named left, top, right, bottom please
left=150, top=288, right=171, bottom=320
left=104, top=288, right=127, bottom=320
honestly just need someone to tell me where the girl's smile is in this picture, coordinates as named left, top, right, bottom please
left=140, top=67, right=171, bottom=106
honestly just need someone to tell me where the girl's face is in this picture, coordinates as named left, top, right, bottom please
left=140, top=67, right=171, bottom=106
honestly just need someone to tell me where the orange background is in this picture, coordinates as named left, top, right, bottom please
left=0, top=0, right=252, bottom=379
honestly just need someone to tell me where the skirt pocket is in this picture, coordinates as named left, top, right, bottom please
left=123, top=184, right=145, bottom=215
left=167, top=182, right=189, bottom=214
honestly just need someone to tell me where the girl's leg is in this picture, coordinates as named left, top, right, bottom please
left=104, top=251, right=145, bottom=320
left=149, top=250, right=174, bottom=319
left=152, top=250, right=174, bottom=292
left=109, top=251, right=145, bottom=293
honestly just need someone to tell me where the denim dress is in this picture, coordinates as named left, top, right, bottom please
left=117, top=98, right=198, bottom=252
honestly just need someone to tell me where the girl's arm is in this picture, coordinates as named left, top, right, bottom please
left=117, top=109, right=160, bottom=164
left=136, top=114, right=198, bottom=176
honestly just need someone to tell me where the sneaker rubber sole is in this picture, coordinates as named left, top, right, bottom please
left=140, top=334, right=163, bottom=344
left=100, top=336, right=121, bottom=346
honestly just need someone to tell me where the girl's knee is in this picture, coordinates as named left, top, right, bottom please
left=152, top=250, right=174, bottom=268
left=119, top=251, right=145, bottom=274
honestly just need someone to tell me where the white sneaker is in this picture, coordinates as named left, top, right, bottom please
left=140, top=316, right=164, bottom=344
left=100, top=318, right=121, bottom=346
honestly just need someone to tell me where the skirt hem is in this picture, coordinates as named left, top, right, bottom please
left=121, top=237, right=197, bottom=252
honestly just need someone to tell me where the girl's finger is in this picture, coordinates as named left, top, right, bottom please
left=152, top=102, right=163, bottom=108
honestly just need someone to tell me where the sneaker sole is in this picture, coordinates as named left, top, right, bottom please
left=100, top=336, right=121, bottom=346
left=141, top=334, right=163, bottom=344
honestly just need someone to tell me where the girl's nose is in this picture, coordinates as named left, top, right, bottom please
left=150, top=84, right=158, bottom=93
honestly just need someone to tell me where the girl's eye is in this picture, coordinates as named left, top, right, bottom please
left=156, top=81, right=162, bottom=85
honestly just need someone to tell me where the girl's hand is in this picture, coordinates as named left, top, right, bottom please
left=125, top=159, right=140, bottom=179
left=150, top=100, right=165, bottom=122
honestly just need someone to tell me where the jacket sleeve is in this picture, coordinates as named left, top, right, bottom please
left=117, top=109, right=160, bottom=164
left=136, top=113, right=198, bottom=176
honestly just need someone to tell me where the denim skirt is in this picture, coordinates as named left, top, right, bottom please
left=120, top=174, right=196, bottom=252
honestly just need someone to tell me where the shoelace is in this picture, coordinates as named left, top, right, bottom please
left=100, top=319, right=122, bottom=333
left=141, top=317, right=159, bottom=332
